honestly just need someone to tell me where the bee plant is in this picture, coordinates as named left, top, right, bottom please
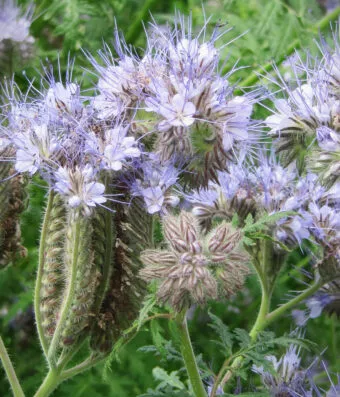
left=0, top=5, right=340, bottom=397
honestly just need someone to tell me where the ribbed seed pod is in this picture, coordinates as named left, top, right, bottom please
left=87, top=207, right=114, bottom=353
left=89, top=198, right=152, bottom=353
left=0, top=149, right=27, bottom=269
left=40, top=194, right=66, bottom=338
left=61, top=216, right=99, bottom=346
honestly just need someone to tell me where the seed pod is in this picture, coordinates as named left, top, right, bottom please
left=40, top=193, right=67, bottom=338
left=89, top=313, right=114, bottom=354
left=60, top=215, right=99, bottom=346
left=90, top=198, right=151, bottom=351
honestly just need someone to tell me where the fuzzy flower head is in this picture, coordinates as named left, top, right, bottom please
left=252, top=346, right=308, bottom=396
left=54, top=165, right=106, bottom=215
left=90, top=12, right=257, bottom=186
left=187, top=152, right=318, bottom=247
left=266, top=34, right=340, bottom=185
left=130, top=155, right=180, bottom=214
left=140, top=211, right=249, bottom=311
left=14, top=123, right=60, bottom=175
left=45, top=81, right=83, bottom=120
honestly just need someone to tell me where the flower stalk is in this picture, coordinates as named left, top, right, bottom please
left=175, top=310, right=208, bottom=397
left=0, top=335, right=25, bottom=397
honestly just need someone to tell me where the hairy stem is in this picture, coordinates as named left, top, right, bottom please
left=218, top=241, right=273, bottom=392
left=33, top=368, right=62, bottom=397
left=47, top=213, right=81, bottom=366
left=220, top=279, right=324, bottom=391
left=175, top=311, right=208, bottom=397
left=60, top=354, right=107, bottom=381
left=91, top=208, right=113, bottom=316
left=34, top=351, right=106, bottom=397
left=0, top=335, right=25, bottom=397
left=264, top=279, right=323, bottom=327
left=35, top=191, right=55, bottom=359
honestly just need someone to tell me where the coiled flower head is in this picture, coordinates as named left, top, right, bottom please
left=140, top=211, right=249, bottom=311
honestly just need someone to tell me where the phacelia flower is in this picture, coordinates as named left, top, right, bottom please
left=253, top=346, right=308, bottom=396
left=130, top=155, right=180, bottom=214
left=54, top=165, right=106, bottom=214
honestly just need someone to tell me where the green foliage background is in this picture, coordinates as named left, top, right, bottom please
left=0, top=0, right=339, bottom=396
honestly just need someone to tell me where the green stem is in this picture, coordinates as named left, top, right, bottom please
left=47, top=214, right=81, bottom=366
left=35, top=191, right=55, bottom=359
left=218, top=242, right=273, bottom=393
left=0, top=335, right=25, bottom=397
left=264, top=279, right=323, bottom=328
left=60, top=355, right=107, bottom=381
left=34, top=352, right=106, bottom=397
left=175, top=311, right=207, bottom=397
left=33, top=368, right=62, bottom=397
left=234, top=6, right=340, bottom=89
left=218, top=274, right=272, bottom=392
left=220, top=280, right=323, bottom=391
left=57, top=338, right=87, bottom=369
left=209, top=355, right=234, bottom=397
left=249, top=285, right=271, bottom=341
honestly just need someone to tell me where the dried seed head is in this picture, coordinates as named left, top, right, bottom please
left=140, top=212, right=249, bottom=311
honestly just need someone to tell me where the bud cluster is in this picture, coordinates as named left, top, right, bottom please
left=140, top=211, right=249, bottom=311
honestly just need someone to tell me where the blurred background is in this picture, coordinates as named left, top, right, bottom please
left=0, top=0, right=339, bottom=396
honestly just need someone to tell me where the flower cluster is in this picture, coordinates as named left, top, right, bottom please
left=130, top=154, right=180, bottom=214
left=266, top=34, right=340, bottom=187
left=187, top=152, right=325, bottom=246
left=253, top=346, right=340, bottom=397
left=1, top=73, right=141, bottom=214
left=140, top=211, right=249, bottom=311
left=90, top=13, right=258, bottom=185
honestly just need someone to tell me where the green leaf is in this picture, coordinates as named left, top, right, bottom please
left=150, top=320, right=168, bottom=357
left=208, top=312, right=233, bottom=354
left=243, top=211, right=297, bottom=235
left=136, top=293, right=158, bottom=331
left=152, top=367, right=185, bottom=390
left=138, top=387, right=191, bottom=397
left=233, top=328, right=251, bottom=348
